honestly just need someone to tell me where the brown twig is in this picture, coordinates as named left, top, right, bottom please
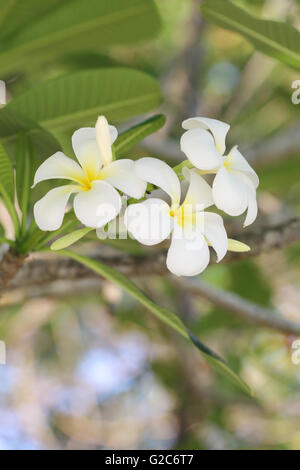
left=178, top=278, right=300, bottom=336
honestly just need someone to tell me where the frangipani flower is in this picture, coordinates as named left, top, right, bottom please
left=180, top=117, right=259, bottom=227
left=32, top=116, right=146, bottom=231
left=124, top=158, right=228, bottom=277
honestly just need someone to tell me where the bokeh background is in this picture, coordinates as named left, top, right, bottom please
left=1, top=0, right=300, bottom=450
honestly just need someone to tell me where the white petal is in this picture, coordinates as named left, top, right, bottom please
left=239, top=175, right=258, bottom=227
left=201, top=212, right=228, bottom=262
left=227, top=146, right=259, bottom=188
left=95, top=116, right=118, bottom=167
left=100, top=159, right=147, bottom=199
left=34, top=185, right=77, bottom=231
left=124, top=198, right=172, bottom=246
left=212, top=166, right=248, bottom=216
left=32, top=152, right=86, bottom=187
left=182, top=168, right=213, bottom=211
left=72, top=127, right=103, bottom=179
left=135, top=157, right=181, bottom=204
left=180, top=128, right=223, bottom=170
left=166, top=225, right=210, bottom=277
left=73, top=181, right=121, bottom=228
left=244, top=194, right=257, bottom=228
left=182, top=117, right=230, bottom=155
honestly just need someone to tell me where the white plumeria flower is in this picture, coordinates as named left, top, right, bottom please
left=32, top=116, right=147, bottom=231
left=180, top=117, right=259, bottom=227
left=124, top=158, right=228, bottom=277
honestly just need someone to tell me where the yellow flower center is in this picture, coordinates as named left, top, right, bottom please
left=223, top=153, right=231, bottom=170
left=169, top=204, right=195, bottom=228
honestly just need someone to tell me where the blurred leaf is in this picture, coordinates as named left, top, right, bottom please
left=0, top=107, right=61, bottom=161
left=0, top=142, right=15, bottom=202
left=201, top=0, right=300, bottom=70
left=0, top=0, right=161, bottom=76
left=0, top=0, right=65, bottom=42
left=114, top=114, right=166, bottom=156
left=59, top=249, right=252, bottom=395
left=51, top=227, right=93, bottom=251
left=229, top=260, right=272, bottom=307
left=5, top=68, right=162, bottom=145
left=0, top=142, right=19, bottom=235
left=259, top=156, right=300, bottom=196
left=15, top=133, right=35, bottom=233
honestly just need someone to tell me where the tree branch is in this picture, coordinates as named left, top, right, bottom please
left=2, top=217, right=299, bottom=291
left=178, top=278, right=300, bottom=336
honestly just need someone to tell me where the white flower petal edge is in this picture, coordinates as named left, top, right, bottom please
left=167, top=225, right=210, bottom=277
left=72, top=127, right=103, bottom=179
left=213, top=166, right=248, bottom=216
left=73, top=181, right=122, bottom=229
left=100, top=159, right=147, bottom=199
left=182, top=116, right=230, bottom=155
left=124, top=198, right=172, bottom=246
left=34, top=185, right=78, bottom=231
left=180, top=128, right=222, bottom=170
left=227, top=146, right=259, bottom=188
left=32, top=152, right=86, bottom=187
left=201, top=212, right=227, bottom=262
left=135, top=157, right=181, bottom=204
left=182, top=168, right=214, bottom=211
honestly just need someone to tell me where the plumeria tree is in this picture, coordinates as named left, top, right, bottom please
left=1, top=0, right=300, bottom=449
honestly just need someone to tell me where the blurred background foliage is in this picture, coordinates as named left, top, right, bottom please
left=1, top=0, right=300, bottom=450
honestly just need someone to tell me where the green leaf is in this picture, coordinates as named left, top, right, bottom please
left=0, top=143, right=19, bottom=235
left=0, top=143, right=14, bottom=202
left=59, top=249, right=252, bottom=395
left=201, top=0, right=300, bottom=70
left=5, top=68, right=162, bottom=147
left=114, top=114, right=166, bottom=156
left=51, top=227, right=93, bottom=251
left=0, top=0, right=161, bottom=76
left=0, top=0, right=65, bottom=42
left=0, top=107, right=61, bottom=161
left=15, top=133, right=35, bottom=234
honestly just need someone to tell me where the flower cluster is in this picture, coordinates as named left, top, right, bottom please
left=33, top=115, right=259, bottom=277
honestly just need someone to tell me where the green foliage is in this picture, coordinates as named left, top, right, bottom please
left=51, top=227, right=93, bottom=251
left=0, top=143, right=15, bottom=202
left=201, top=0, right=300, bottom=70
left=59, top=249, right=252, bottom=395
left=5, top=68, right=162, bottom=148
left=229, top=260, right=273, bottom=307
left=0, top=143, right=19, bottom=235
left=15, top=133, right=35, bottom=234
left=114, top=114, right=166, bottom=156
left=0, top=107, right=61, bottom=161
left=0, top=0, right=161, bottom=76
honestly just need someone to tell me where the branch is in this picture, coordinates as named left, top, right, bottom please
left=178, top=278, right=300, bottom=336
left=1, top=217, right=298, bottom=291
left=0, top=251, right=26, bottom=290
